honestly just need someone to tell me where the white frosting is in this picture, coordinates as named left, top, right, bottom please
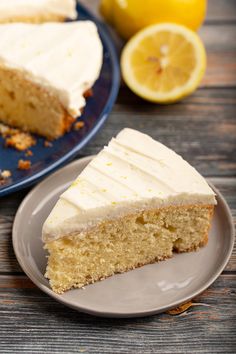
left=0, top=0, right=77, bottom=20
left=0, top=21, right=103, bottom=116
left=42, top=128, right=216, bottom=242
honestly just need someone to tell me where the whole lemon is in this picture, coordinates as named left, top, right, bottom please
left=100, top=0, right=207, bottom=39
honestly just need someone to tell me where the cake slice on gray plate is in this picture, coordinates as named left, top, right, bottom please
left=42, top=128, right=216, bottom=293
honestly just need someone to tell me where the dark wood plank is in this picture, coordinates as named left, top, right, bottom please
left=0, top=274, right=235, bottom=353
left=207, top=0, right=236, bottom=23
left=209, top=178, right=236, bottom=271
left=82, top=88, right=236, bottom=178
left=200, top=25, right=236, bottom=87
left=0, top=190, right=26, bottom=274
left=200, top=25, right=236, bottom=51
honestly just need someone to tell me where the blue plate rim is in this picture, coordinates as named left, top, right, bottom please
left=0, top=2, right=120, bottom=197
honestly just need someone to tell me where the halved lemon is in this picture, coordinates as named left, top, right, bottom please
left=121, top=23, right=206, bottom=103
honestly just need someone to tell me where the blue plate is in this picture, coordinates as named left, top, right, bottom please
left=0, top=3, right=120, bottom=197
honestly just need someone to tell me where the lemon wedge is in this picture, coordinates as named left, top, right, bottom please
left=121, top=23, right=206, bottom=103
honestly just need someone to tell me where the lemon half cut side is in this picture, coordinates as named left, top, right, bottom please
left=121, top=23, right=206, bottom=103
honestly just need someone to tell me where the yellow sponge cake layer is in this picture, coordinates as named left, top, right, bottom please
left=0, top=66, right=74, bottom=139
left=45, top=205, right=214, bottom=294
left=0, top=14, right=66, bottom=24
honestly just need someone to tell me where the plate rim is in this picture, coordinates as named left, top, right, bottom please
left=12, top=157, right=235, bottom=318
left=0, top=3, right=120, bottom=197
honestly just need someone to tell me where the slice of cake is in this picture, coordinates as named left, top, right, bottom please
left=0, top=21, right=103, bottom=139
left=0, top=0, right=77, bottom=24
left=42, top=129, right=216, bottom=294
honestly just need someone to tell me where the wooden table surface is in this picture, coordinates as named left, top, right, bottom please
left=0, top=1, right=236, bottom=353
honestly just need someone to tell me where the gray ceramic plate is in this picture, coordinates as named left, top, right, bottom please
left=13, top=157, right=235, bottom=318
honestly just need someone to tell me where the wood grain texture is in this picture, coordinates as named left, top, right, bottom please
left=81, top=88, right=236, bottom=178
left=0, top=1, right=235, bottom=353
left=0, top=274, right=235, bottom=353
left=206, top=0, right=236, bottom=22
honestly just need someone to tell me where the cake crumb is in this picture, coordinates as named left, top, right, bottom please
left=83, top=88, right=93, bottom=98
left=0, top=123, right=36, bottom=151
left=0, top=170, right=12, bottom=185
left=74, top=121, right=85, bottom=131
left=44, top=140, right=53, bottom=147
left=25, top=150, right=33, bottom=157
left=1, top=170, right=11, bottom=178
left=166, top=301, right=193, bottom=315
left=18, top=159, right=31, bottom=170
left=5, top=132, right=36, bottom=151
left=0, top=123, right=18, bottom=137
